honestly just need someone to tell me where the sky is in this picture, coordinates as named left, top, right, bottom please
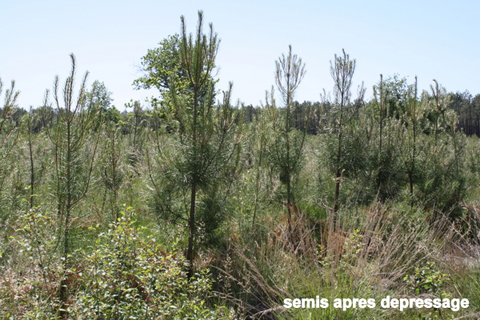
left=1, top=0, right=479, bottom=110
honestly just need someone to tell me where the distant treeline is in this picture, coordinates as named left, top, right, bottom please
left=4, top=90, right=480, bottom=136
left=450, top=91, right=480, bottom=136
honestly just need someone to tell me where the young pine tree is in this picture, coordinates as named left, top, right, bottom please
left=153, top=11, right=241, bottom=277
left=43, top=54, right=101, bottom=318
left=330, top=50, right=357, bottom=222
left=0, top=79, right=21, bottom=221
left=267, top=45, right=306, bottom=236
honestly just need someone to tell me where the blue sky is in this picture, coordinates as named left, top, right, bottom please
left=1, top=0, right=479, bottom=110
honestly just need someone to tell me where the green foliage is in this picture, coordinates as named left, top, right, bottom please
left=413, top=85, right=467, bottom=216
left=99, top=124, right=124, bottom=220
left=134, top=33, right=215, bottom=112
left=402, top=262, right=455, bottom=320
left=85, top=80, right=119, bottom=126
left=44, top=54, right=102, bottom=217
left=264, top=46, right=307, bottom=235
left=266, top=107, right=306, bottom=197
left=3, top=13, right=480, bottom=320
left=2, top=207, right=61, bottom=319
left=403, top=262, right=450, bottom=296
left=0, top=78, right=22, bottom=222
left=133, top=34, right=187, bottom=99
left=197, top=192, right=229, bottom=249
left=42, top=54, right=104, bottom=316
left=372, top=74, right=409, bottom=119
left=144, top=12, right=243, bottom=274
left=328, top=50, right=365, bottom=216
left=13, top=206, right=59, bottom=272
left=73, top=208, right=229, bottom=319
left=85, top=80, right=113, bottom=111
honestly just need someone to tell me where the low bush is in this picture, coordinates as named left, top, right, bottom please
left=72, top=208, right=230, bottom=319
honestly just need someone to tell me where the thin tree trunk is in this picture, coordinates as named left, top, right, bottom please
left=187, top=183, right=196, bottom=279
left=59, top=114, right=72, bottom=320
left=28, top=122, right=35, bottom=209
left=187, top=90, right=199, bottom=279
left=333, top=93, right=345, bottom=225
left=286, top=77, right=292, bottom=236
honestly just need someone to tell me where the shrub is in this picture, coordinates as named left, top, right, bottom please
left=2, top=207, right=62, bottom=319
left=73, top=208, right=230, bottom=319
left=403, top=262, right=450, bottom=296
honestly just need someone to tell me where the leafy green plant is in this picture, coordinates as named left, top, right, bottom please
left=402, top=263, right=457, bottom=320
left=3, top=206, right=61, bottom=319
left=73, top=207, right=230, bottom=319
left=403, top=262, right=449, bottom=296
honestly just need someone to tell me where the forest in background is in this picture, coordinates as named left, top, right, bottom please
left=1, top=11, right=480, bottom=319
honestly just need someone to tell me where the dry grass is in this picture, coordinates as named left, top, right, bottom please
left=212, top=202, right=480, bottom=319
